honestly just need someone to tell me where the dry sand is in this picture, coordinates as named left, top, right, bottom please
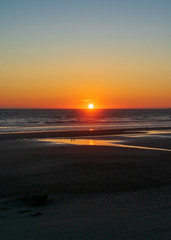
left=0, top=133, right=171, bottom=239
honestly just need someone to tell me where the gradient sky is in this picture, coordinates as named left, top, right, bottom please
left=0, top=0, right=171, bottom=108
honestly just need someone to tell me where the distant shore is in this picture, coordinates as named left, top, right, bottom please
left=0, top=126, right=171, bottom=140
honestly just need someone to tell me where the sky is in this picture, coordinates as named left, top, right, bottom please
left=0, top=0, right=171, bottom=108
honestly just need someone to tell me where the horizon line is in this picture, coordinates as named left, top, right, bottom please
left=0, top=107, right=171, bottom=110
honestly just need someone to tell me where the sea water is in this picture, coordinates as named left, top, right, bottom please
left=0, top=108, right=171, bottom=133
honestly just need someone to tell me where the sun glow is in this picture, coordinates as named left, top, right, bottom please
left=88, top=103, right=94, bottom=109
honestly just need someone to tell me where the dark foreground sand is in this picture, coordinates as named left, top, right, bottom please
left=0, top=134, right=171, bottom=239
left=0, top=139, right=171, bottom=197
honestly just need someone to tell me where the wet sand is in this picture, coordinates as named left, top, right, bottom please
left=0, top=126, right=171, bottom=140
left=0, top=137, right=171, bottom=197
left=0, top=133, right=171, bottom=239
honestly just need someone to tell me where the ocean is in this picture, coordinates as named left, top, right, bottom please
left=0, top=109, right=171, bottom=133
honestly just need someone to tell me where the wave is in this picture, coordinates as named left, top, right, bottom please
left=0, top=109, right=171, bottom=133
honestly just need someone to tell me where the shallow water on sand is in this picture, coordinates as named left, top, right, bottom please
left=38, top=130, right=171, bottom=152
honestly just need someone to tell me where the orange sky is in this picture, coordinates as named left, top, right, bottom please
left=0, top=1, right=171, bottom=109
left=1, top=53, right=170, bottom=109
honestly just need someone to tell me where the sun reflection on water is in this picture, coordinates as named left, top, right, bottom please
left=38, top=138, right=119, bottom=146
left=37, top=137, right=171, bottom=152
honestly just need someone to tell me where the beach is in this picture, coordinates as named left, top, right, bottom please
left=1, top=0, right=171, bottom=236
left=0, top=130, right=171, bottom=239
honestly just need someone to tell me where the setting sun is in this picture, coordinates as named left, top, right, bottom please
left=88, top=104, right=94, bottom=109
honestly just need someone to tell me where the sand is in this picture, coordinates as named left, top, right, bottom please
left=0, top=126, right=171, bottom=140
left=0, top=131, right=171, bottom=239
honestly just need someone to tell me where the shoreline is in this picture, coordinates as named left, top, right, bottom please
left=0, top=126, right=171, bottom=140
